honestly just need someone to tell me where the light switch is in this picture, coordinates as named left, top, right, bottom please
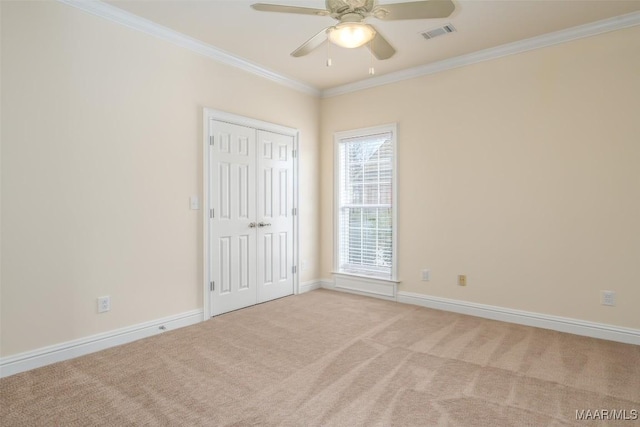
left=190, top=195, right=200, bottom=210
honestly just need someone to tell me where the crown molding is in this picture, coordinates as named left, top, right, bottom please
left=55, top=1, right=639, bottom=100
left=57, top=0, right=320, bottom=97
left=322, top=11, right=640, bottom=98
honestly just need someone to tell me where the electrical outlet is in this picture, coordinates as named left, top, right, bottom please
left=421, top=269, right=430, bottom=281
left=458, top=275, right=467, bottom=286
left=98, top=296, right=111, bottom=313
left=601, top=290, right=616, bottom=306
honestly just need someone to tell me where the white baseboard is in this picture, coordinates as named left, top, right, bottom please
left=298, top=280, right=322, bottom=294
left=7, top=291, right=633, bottom=379
left=320, top=277, right=397, bottom=301
left=332, top=273, right=398, bottom=301
left=319, top=278, right=334, bottom=289
left=397, top=291, right=640, bottom=346
left=0, top=309, right=203, bottom=378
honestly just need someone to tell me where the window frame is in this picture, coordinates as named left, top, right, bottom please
left=333, top=123, right=398, bottom=283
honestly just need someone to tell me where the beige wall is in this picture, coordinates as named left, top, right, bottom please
left=0, top=1, right=320, bottom=356
left=321, top=26, right=640, bottom=329
left=2, top=1, right=638, bottom=359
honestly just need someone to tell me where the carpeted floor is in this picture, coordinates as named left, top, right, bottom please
left=1, top=289, right=639, bottom=426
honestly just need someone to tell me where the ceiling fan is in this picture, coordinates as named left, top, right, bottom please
left=251, top=0, right=455, bottom=60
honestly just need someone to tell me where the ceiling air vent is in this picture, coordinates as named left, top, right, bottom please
left=421, top=24, right=456, bottom=40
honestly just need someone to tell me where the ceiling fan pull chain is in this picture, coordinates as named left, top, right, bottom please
left=369, top=40, right=375, bottom=76
left=326, top=38, right=332, bottom=67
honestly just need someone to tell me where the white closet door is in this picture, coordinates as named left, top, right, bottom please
left=209, top=121, right=257, bottom=316
left=256, top=130, right=295, bottom=303
left=209, top=121, right=295, bottom=316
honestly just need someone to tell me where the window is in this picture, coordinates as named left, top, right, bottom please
left=335, top=124, right=397, bottom=281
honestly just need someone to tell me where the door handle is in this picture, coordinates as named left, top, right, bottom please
left=249, top=222, right=257, bottom=228
left=258, top=222, right=271, bottom=227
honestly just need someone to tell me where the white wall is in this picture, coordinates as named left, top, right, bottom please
left=320, top=26, right=640, bottom=329
left=0, top=1, right=320, bottom=357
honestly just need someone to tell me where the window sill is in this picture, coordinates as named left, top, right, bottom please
left=331, top=272, right=400, bottom=301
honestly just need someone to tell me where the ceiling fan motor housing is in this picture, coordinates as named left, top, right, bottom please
left=327, top=0, right=376, bottom=18
left=340, top=12, right=367, bottom=23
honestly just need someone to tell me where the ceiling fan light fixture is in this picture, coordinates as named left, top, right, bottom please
left=328, top=23, right=376, bottom=49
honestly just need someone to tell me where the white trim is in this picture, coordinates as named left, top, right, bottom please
left=0, top=309, right=203, bottom=378
left=299, top=280, right=322, bottom=294
left=56, top=1, right=638, bottom=99
left=334, top=124, right=398, bottom=281
left=322, top=283, right=396, bottom=302
left=202, top=108, right=299, bottom=318
left=331, top=273, right=398, bottom=301
left=398, top=291, right=640, bottom=345
left=205, top=110, right=299, bottom=137
left=331, top=271, right=401, bottom=284
left=293, top=133, right=300, bottom=295
left=56, top=0, right=319, bottom=97
left=319, top=278, right=335, bottom=289
left=203, top=108, right=212, bottom=321
left=322, top=11, right=640, bottom=98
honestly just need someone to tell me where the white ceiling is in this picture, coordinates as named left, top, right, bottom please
left=105, top=0, right=640, bottom=91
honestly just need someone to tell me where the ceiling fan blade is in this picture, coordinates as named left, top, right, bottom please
left=291, top=28, right=329, bottom=57
left=374, top=0, right=455, bottom=20
left=368, top=31, right=395, bottom=60
left=251, top=3, right=330, bottom=16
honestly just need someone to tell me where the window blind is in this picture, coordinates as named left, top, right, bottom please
left=337, top=131, right=394, bottom=279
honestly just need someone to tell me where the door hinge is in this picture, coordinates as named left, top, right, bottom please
left=209, top=135, right=214, bottom=146
left=210, top=208, right=214, bottom=219
left=292, top=149, right=297, bottom=158
left=292, top=266, right=297, bottom=274
left=210, top=281, right=215, bottom=291
left=292, top=207, right=297, bottom=216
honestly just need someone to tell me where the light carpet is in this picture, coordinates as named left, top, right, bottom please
left=1, top=289, right=639, bottom=426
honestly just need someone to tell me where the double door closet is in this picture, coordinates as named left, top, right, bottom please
left=204, top=110, right=298, bottom=316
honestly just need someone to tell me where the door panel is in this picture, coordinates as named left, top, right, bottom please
left=210, top=121, right=257, bottom=315
left=209, top=121, right=295, bottom=316
left=257, top=130, right=294, bottom=303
